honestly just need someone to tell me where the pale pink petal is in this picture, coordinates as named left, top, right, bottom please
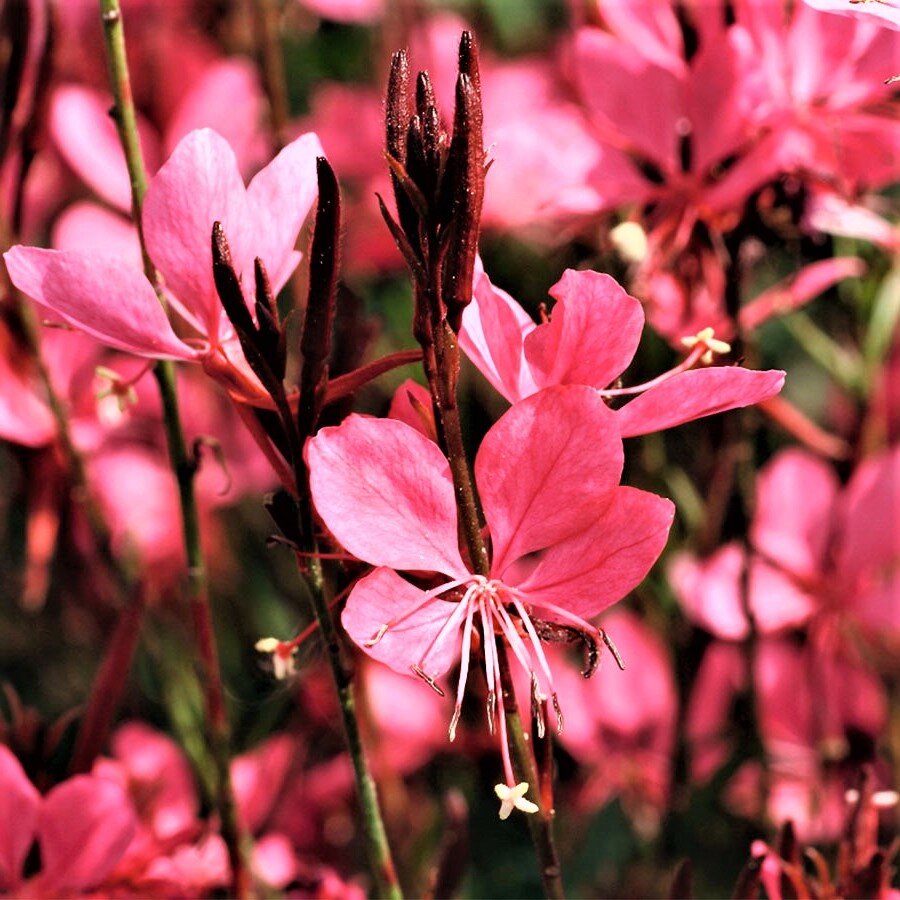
left=747, top=558, right=818, bottom=635
left=804, top=190, right=900, bottom=250
left=523, top=269, right=644, bottom=391
left=0, top=351, right=55, bottom=447
left=244, top=132, right=323, bottom=292
left=387, top=378, right=434, bottom=438
left=739, top=257, right=866, bottom=330
left=592, top=0, right=685, bottom=73
left=51, top=202, right=143, bottom=268
left=751, top=448, right=839, bottom=579
left=803, top=0, right=900, bottom=31
left=299, top=0, right=384, bottom=23
left=306, top=414, right=467, bottom=576
left=142, top=128, right=246, bottom=337
left=231, top=735, right=297, bottom=833
left=685, top=642, right=748, bottom=781
left=252, top=833, right=298, bottom=890
left=616, top=367, right=785, bottom=438
left=459, top=266, right=537, bottom=403
left=39, top=775, right=137, bottom=892
left=513, top=487, right=674, bottom=620
left=341, top=567, right=462, bottom=678
left=753, top=639, right=815, bottom=755
left=49, top=84, right=160, bottom=213
left=164, top=58, right=266, bottom=173
left=0, top=745, right=39, bottom=890
left=3, top=246, right=199, bottom=360
left=477, top=385, right=624, bottom=575
left=668, top=545, right=749, bottom=640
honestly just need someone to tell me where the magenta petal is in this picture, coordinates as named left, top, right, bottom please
left=0, top=745, right=39, bottom=890
left=459, top=267, right=537, bottom=403
left=524, top=269, right=644, bottom=392
left=341, top=567, right=462, bottom=678
left=244, top=133, right=323, bottom=293
left=513, top=487, right=674, bottom=620
left=616, top=367, right=785, bottom=438
left=751, top=449, right=838, bottom=580
left=39, top=775, right=137, bottom=892
left=477, top=385, right=624, bottom=575
left=306, top=415, right=467, bottom=576
left=143, top=128, right=247, bottom=337
left=0, top=352, right=55, bottom=447
left=3, top=247, right=199, bottom=360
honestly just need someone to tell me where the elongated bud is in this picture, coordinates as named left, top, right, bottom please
left=385, top=49, right=409, bottom=166
left=442, top=54, right=485, bottom=331
left=298, top=156, right=341, bottom=438
left=254, top=258, right=285, bottom=380
left=212, top=222, right=253, bottom=337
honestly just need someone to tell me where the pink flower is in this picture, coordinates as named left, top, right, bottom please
left=0, top=744, right=137, bottom=895
left=803, top=0, right=900, bottom=31
left=4, top=128, right=321, bottom=403
left=459, top=266, right=784, bottom=437
left=307, top=385, right=674, bottom=812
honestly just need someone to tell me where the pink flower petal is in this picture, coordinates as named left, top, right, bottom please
left=0, top=351, right=55, bottom=447
left=252, top=833, right=298, bottom=890
left=459, top=266, right=537, bottom=403
left=51, top=202, right=143, bottom=269
left=142, top=128, right=247, bottom=338
left=523, top=269, right=644, bottom=392
left=616, top=367, right=785, bottom=438
left=306, top=415, right=467, bottom=577
left=388, top=378, right=434, bottom=438
left=244, top=132, right=323, bottom=293
left=513, top=487, right=674, bottom=620
left=341, top=567, right=462, bottom=678
left=750, top=448, right=838, bottom=580
left=231, top=735, right=297, bottom=833
left=477, top=385, right=624, bottom=575
left=3, top=246, right=199, bottom=360
left=0, top=745, right=39, bottom=890
left=669, top=545, right=749, bottom=640
left=747, top=558, right=818, bottom=635
left=39, top=774, right=137, bottom=892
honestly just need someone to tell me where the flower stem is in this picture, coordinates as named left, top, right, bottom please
left=251, top=0, right=291, bottom=150
left=427, top=308, right=565, bottom=900
left=98, top=1, right=250, bottom=894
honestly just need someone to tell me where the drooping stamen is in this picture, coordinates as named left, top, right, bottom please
left=551, top=693, right=564, bottom=735
left=479, top=598, right=497, bottom=736
left=364, top=575, right=475, bottom=646
left=492, top=599, right=539, bottom=685
left=511, top=599, right=559, bottom=699
left=530, top=672, right=546, bottom=740
left=450, top=597, right=478, bottom=742
left=415, top=584, right=477, bottom=674
left=489, top=628, right=516, bottom=788
left=410, top=664, right=446, bottom=696
left=600, top=628, right=626, bottom=671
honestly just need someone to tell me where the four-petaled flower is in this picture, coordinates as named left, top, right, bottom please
left=306, top=384, right=674, bottom=816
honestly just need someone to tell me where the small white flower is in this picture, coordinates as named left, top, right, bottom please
left=494, top=782, right=539, bottom=820
left=255, top=637, right=297, bottom=680
left=681, top=327, right=732, bottom=364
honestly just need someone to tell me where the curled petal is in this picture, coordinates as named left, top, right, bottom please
left=306, top=415, right=467, bottom=576
left=513, top=487, right=674, bottom=620
left=341, top=567, right=462, bottom=678
left=524, top=269, right=644, bottom=392
left=4, top=247, right=198, bottom=360
left=478, top=385, right=624, bottom=576
left=616, top=367, right=785, bottom=438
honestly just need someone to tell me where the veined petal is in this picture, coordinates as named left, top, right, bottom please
left=341, top=567, right=462, bottom=678
left=512, top=486, right=674, bottom=619
left=306, top=415, right=467, bottom=576
left=616, top=367, right=785, bottom=438
left=477, top=385, right=623, bottom=576
left=3, top=247, right=199, bottom=360
left=143, top=128, right=246, bottom=338
left=0, top=745, right=39, bottom=890
left=244, top=132, right=323, bottom=293
left=524, top=269, right=644, bottom=391
left=39, top=775, right=137, bottom=892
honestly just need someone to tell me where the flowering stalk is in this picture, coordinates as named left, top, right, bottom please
left=97, top=1, right=250, bottom=894
left=381, top=34, right=564, bottom=898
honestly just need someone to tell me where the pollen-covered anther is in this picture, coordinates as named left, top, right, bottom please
left=494, top=782, right=539, bottom=820
left=551, top=692, right=564, bottom=735
left=680, top=326, right=732, bottom=364
left=448, top=704, right=462, bottom=742
left=254, top=636, right=297, bottom=680
left=411, top=664, right=446, bottom=696
left=486, top=689, right=497, bottom=735
left=364, top=623, right=389, bottom=647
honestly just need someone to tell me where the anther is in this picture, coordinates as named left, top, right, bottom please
left=364, top=623, right=389, bottom=647
left=449, top=704, right=462, bottom=742
left=552, top=692, right=564, bottom=735
left=486, top=690, right=497, bottom=735
left=411, top=664, right=445, bottom=696
left=601, top=629, right=626, bottom=670
left=531, top=672, right=546, bottom=740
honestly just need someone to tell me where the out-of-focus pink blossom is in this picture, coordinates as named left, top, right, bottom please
left=460, top=267, right=784, bottom=435
left=307, top=385, right=673, bottom=811
left=298, top=0, right=383, bottom=24
left=803, top=0, right=900, bottom=33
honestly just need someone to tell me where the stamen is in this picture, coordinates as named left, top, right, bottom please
left=530, top=672, right=546, bottom=740
left=511, top=599, right=558, bottom=698
left=410, top=664, right=446, bottom=696
left=450, top=598, right=478, bottom=742
left=486, top=691, right=497, bottom=736
left=551, top=692, right=564, bottom=735
left=492, top=600, right=537, bottom=682
left=364, top=624, right=389, bottom=647
left=449, top=705, right=462, bottom=743
left=601, top=628, right=626, bottom=670
left=480, top=599, right=498, bottom=735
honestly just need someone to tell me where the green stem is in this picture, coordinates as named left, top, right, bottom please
left=98, top=1, right=250, bottom=894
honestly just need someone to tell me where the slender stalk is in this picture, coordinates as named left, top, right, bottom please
left=428, top=307, right=565, bottom=900
left=98, top=2, right=250, bottom=894
left=251, top=0, right=290, bottom=150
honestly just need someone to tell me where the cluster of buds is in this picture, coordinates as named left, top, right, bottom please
left=381, top=32, right=486, bottom=368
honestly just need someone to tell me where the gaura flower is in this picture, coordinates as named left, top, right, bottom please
left=4, top=128, right=321, bottom=405
left=460, top=267, right=785, bottom=437
left=306, top=385, right=674, bottom=816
